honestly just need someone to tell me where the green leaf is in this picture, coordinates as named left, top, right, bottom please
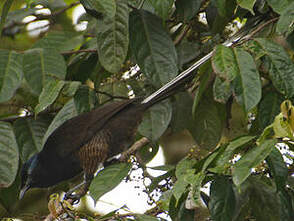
left=129, top=9, right=178, bottom=88
left=13, top=117, right=52, bottom=162
left=175, top=0, right=201, bottom=21
left=35, top=79, right=65, bottom=115
left=176, top=157, right=197, bottom=179
left=276, top=2, right=294, bottom=35
left=232, top=48, right=261, bottom=112
left=192, top=92, right=225, bottom=150
left=258, top=91, right=283, bottom=129
left=42, top=99, right=77, bottom=145
left=211, top=136, right=256, bottom=172
left=266, top=147, right=288, bottom=191
left=0, top=121, right=18, bottom=188
left=98, top=81, right=129, bottom=103
left=212, top=45, right=238, bottom=81
left=74, top=86, right=98, bottom=114
left=266, top=0, right=291, bottom=14
left=0, top=0, right=14, bottom=35
left=80, top=0, right=116, bottom=17
left=237, top=0, right=257, bottom=14
left=97, top=0, right=129, bottom=73
left=89, top=163, right=131, bottom=201
left=135, top=214, right=159, bottom=221
left=0, top=50, right=23, bottom=102
left=232, top=139, right=276, bottom=186
left=148, top=0, right=174, bottom=20
left=138, top=100, right=172, bottom=141
left=23, top=48, right=67, bottom=94
left=255, top=38, right=294, bottom=98
left=176, top=41, right=201, bottom=69
left=213, top=76, right=232, bottom=103
left=32, top=31, right=83, bottom=52
left=273, top=113, right=293, bottom=138
left=209, top=176, right=236, bottom=221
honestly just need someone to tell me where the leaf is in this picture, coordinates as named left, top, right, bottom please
left=175, top=0, right=201, bottom=21
left=80, top=0, right=116, bottom=18
left=276, top=2, right=294, bottom=36
left=148, top=0, right=174, bottom=20
left=135, top=214, right=159, bottom=221
left=258, top=91, right=283, bottom=129
left=0, top=50, right=23, bottom=102
left=35, top=79, right=65, bottom=115
left=97, top=0, right=129, bottom=73
left=13, top=117, right=52, bottom=162
left=23, top=48, right=67, bottom=94
left=232, top=139, right=276, bottom=186
left=237, top=0, right=257, bottom=14
left=138, top=100, right=172, bottom=141
left=266, top=147, right=288, bottom=191
left=209, top=176, right=236, bottom=221
left=213, top=76, right=232, bottom=103
left=129, top=9, right=178, bottom=88
left=273, top=113, right=293, bottom=138
left=89, top=163, right=131, bottom=201
left=232, top=48, right=262, bottom=112
left=176, top=41, right=201, bottom=69
left=74, top=86, right=98, bottom=114
left=212, top=45, right=238, bottom=81
left=42, top=99, right=77, bottom=145
left=255, top=38, right=294, bottom=98
left=0, top=121, right=18, bottom=188
left=33, top=31, right=83, bottom=52
left=266, top=0, right=290, bottom=14
left=211, top=136, right=256, bottom=172
left=192, top=92, right=225, bottom=150
left=0, top=0, right=14, bottom=35
left=98, top=81, right=129, bottom=103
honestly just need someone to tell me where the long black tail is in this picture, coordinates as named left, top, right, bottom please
left=141, top=16, right=266, bottom=108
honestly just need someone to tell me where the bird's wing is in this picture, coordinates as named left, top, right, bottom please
left=40, top=99, right=138, bottom=158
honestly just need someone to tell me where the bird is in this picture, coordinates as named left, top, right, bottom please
left=19, top=18, right=261, bottom=201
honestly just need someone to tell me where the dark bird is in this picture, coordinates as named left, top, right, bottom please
left=19, top=20, right=259, bottom=201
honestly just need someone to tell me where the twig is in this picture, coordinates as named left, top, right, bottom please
left=246, top=17, right=279, bottom=39
left=174, top=24, right=190, bottom=46
left=120, top=137, right=150, bottom=162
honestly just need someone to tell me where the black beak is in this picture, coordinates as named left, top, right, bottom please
left=19, top=184, right=30, bottom=200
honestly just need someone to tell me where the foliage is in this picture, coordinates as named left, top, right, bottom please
left=0, top=0, right=294, bottom=220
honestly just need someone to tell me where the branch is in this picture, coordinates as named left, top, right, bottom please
left=61, top=49, right=97, bottom=55
left=120, top=137, right=150, bottom=162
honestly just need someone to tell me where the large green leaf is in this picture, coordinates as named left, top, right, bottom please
left=192, top=92, right=225, bottom=150
left=237, top=0, right=256, bottom=14
left=276, top=2, right=294, bottom=35
left=0, top=50, right=23, bottom=102
left=232, top=48, right=262, bottom=112
left=0, top=121, right=18, bottom=188
left=148, top=0, right=174, bottom=20
left=213, top=76, right=232, bottom=103
left=13, top=117, right=52, bottom=162
left=266, top=147, right=288, bottom=191
left=80, top=0, right=116, bottom=17
left=32, top=31, right=83, bottom=52
left=129, top=9, right=178, bottom=88
left=138, top=100, right=172, bottom=141
left=255, top=39, right=294, bottom=98
left=42, top=99, right=77, bottom=145
left=74, top=86, right=98, bottom=114
left=97, top=0, right=129, bottom=73
left=23, top=48, right=67, bottom=94
left=89, top=163, right=131, bottom=201
left=212, top=45, right=238, bottom=81
left=266, top=0, right=292, bottom=14
left=232, top=139, right=276, bottom=186
left=209, top=176, right=236, bottom=221
left=175, top=0, right=201, bottom=21
left=35, top=79, right=65, bottom=116
left=258, top=91, right=283, bottom=129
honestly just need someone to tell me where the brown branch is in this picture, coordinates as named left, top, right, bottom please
left=174, top=24, right=190, bottom=46
left=120, top=137, right=150, bottom=162
left=246, top=17, right=279, bottom=40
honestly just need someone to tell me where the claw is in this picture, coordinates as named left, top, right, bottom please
left=64, top=192, right=81, bottom=204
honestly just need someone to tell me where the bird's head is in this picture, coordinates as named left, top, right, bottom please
left=19, top=154, right=43, bottom=199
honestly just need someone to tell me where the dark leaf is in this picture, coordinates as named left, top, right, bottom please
left=213, top=76, right=232, bottom=103
left=0, top=0, right=14, bottom=35
left=175, top=0, right=201, bottom=22
left=89, top=163, right=131, bottom=201
left=129, top=9, right=178, bottom=88
left=74, top=86, right=98, bottom=114
left=0, top=122, right=18, bottom=188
